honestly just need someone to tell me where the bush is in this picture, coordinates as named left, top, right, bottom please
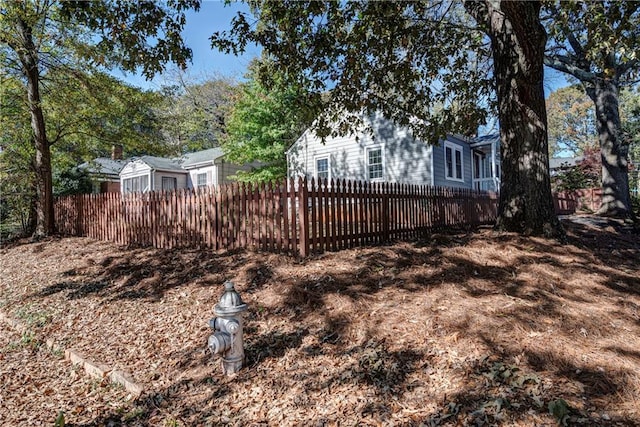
left=551, top=147, right=600, bottom=192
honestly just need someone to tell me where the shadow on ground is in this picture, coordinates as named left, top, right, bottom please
left=25, top=217, right=640, bottom=425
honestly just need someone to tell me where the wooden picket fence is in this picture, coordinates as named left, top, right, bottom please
left=54, top=177, right=502, bottom=256
left=553, top=191, right=579, bottom=215
left=573, top=187, right=602, bottom=212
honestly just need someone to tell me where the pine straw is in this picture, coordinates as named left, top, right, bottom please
left=0, top=216, right=639, bottom=426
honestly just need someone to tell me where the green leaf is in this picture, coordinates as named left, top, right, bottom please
left=548, top=398, right=570, bottom=426
left=54, top=410, right=65, bottom=427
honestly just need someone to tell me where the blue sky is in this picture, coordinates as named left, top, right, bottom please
left=112, top=1, right=260, bottom=89
left=114, top=1, right=568, bottom=96
left=545, top=68, right=571, bottom=97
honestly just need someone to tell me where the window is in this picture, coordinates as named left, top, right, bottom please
left=161, top=177, right=177, bottom=191
left=123, top=175, right=149, bottom=193
left=474, top=153, right=483, bottom=179
left=367, top=147, right=383, bottom=180
left=483, top=156, right=492, bottom=178
left=445, top=142, right=463, bottom=181
left=196, top=173, right=208, bottom=188
left=316, top=157, right=329, bottom=181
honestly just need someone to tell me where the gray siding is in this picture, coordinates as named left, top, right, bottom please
left=288, top=114, right=434, bottom=186
left=218, top=160, right=259, bottom=184
left=185, top=160, right=258, bottom=187
left=374, top=115, right=433, bottom=185
left=288, top=130, right=370, bottom=182
left=152, top=172, right=188, bottom=191
left=432, top=136, right=473, bottom=189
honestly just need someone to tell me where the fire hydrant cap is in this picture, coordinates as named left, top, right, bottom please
left=214, top=281, right=248, bottom=316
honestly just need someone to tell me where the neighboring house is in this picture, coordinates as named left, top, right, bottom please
left=77, top=145, right=126, bottom=193
left=120, top=155, right=187, bottom=193
left=549, top=156, right=583, bottom=177
left=287, top=113, right=501, bottom=191
left=181, top=147, right=256, bottom=190
left=119, top=147, right=256, bottom=194
left=77, top=157, right=127, bottom=193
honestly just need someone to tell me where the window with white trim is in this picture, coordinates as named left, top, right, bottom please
left=123, top=175, right=149, bottom=193
left=367, top=147, right=384, bottom=180
left=161, top=176, right=177, bottom=191
left=196, top=173, right=207, bottom=188
left=316, top=157, right=329, bottom=181
left=445, top=141, right=464, bottom=181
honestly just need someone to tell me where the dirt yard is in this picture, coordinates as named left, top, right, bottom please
left=0, top=216, right=639, bottom=426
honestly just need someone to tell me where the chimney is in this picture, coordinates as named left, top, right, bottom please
left=111, top=144, right=123, bottom=160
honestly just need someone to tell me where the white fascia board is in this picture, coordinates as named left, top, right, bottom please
left=183, top=160, right=216, bottom=170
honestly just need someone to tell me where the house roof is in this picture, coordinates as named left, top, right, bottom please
left=550, top=156, right=582, bottom=170
left=138, top=155, right=185, bottom=173
left=470, top=133, right=500, bottom=147
left=120, top=148, right=227, bottom=174
left=78, top=157, right=126, bottom=178
left=181, top=147, right=224, bottom=168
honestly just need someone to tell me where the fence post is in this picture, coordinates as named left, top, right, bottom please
left=382, top=182, right=390, bottom=242
left=75, top=194, right=83, bottom=236
left=298, top=177, right=310, bottom=257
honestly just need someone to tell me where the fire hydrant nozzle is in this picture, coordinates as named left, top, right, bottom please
left=208, top=332, right=231, bottom=354
left=207, top=281, right=248, bottom=375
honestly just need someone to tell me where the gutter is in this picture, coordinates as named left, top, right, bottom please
left=183, top=159, right=218, bottom=169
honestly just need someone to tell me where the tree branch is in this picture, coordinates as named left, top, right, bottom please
left=564, top=30, right=586, bottom=62
left=618, top=58, right=640, bottom=78
left=463, top=0, right=490, bottom=30
left=544, top=54, right=596, bottom=83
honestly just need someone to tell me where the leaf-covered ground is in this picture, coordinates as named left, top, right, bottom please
left=0, top=216, right=639, bottom=426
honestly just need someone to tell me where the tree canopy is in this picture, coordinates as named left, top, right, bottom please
left=544, top=0, right=640, bottom=218
left=212, top=1, right=493, bottom=142
left=0, top=0, right=201, bottom=236
left=546, top=85, right=597, bottom=157
left=156, top=73, right=237, bottom=155
left=0, top=69, right=168, bottom=233
left=221, top=59, right=312, bottom=183
left=212, top=0, right=562, bottom=236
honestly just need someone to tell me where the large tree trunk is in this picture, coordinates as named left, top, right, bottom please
left=15, top=17, right=55, bottom=237
left=466, top=0, right=563, bottom=237
left=584, top=79, right=633, bottom=218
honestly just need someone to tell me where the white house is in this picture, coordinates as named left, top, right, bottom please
left=120, top=156, right=187, bottom=193
left=119, top=148, right=256, bottom=194
left=181, top=147, right=257, bottom=189
left=287, top=113, right=501, bottom=191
